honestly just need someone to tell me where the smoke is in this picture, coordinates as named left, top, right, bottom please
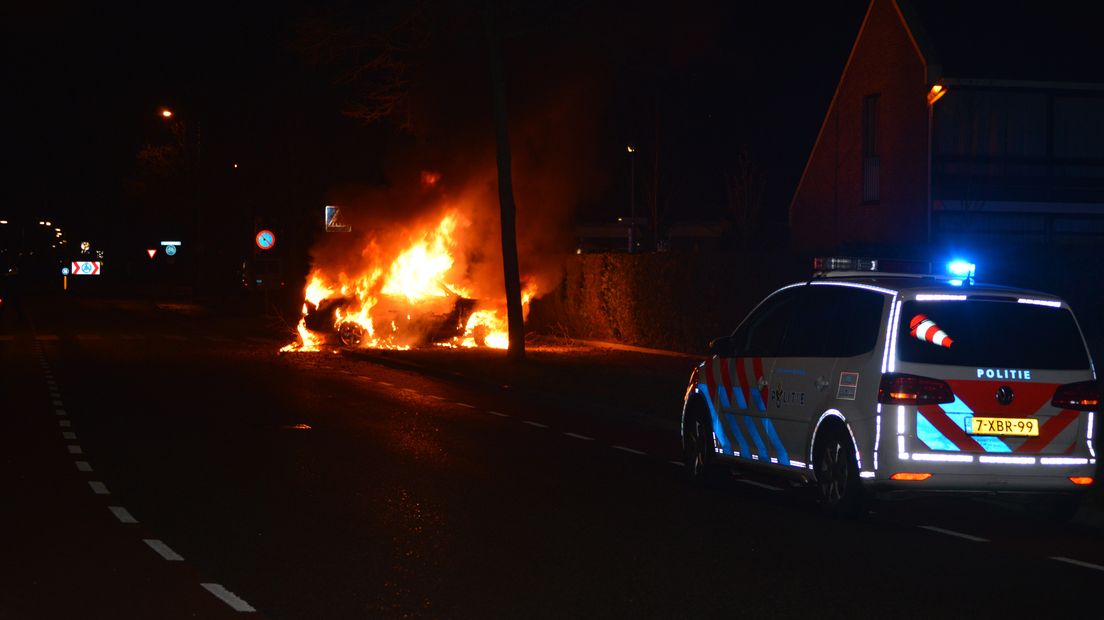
left=302, top=4, right=617, bottom=306
left=296, top=0, right=740, bottom=324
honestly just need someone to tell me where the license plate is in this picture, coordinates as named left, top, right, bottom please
left=965, top=416, right=1039, bottom=437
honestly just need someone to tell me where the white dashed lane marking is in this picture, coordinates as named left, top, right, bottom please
left=144, top=539, right=185, bottom=562
left=919, top=525, right=989, bottom=543
left=201, top=583, right=257, bottom=613
left=426, top=395, right=445, bottom=401
left=62, top=431, right=76, bottom=440
left=522, top=421, right=549, bottom=429
left=52, top=400, right=64, bottom=407
left=487, top=411, right=510, bottom=418
left=66, top=445, right=83, bottom=455
left=668, top=460, right=686, bottom=467
left=88, top=481, right=109, bottom=495
left=612, top=445, right=647, bottom=456
left=75, top=461, right=92, bottom=472
left=58, top=420, right=71, bottom=428
left=564, top=432, right=594, bottom=441
left=455, top=402, right=476, bottom=409
left=108, top=506, right=139, bottom=524
left=55, top=409, right=66, bottom=416
left=1050, top=556, right=1104, bottom=572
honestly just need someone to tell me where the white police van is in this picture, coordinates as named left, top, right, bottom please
left=682, top=258, right=1099, bottom=517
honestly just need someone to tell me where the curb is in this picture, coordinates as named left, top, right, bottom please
left=340, top=347, right=681, bottom=433
left=573, top=339, right=701, bottom=360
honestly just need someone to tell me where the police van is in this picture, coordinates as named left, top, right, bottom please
left=682, top=258, right=1099, bottom=518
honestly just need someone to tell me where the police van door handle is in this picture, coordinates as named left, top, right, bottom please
left=815, top=376, right=830, bottom=391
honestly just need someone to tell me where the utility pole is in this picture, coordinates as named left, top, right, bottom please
left=627, top=145, right=636, bottom=253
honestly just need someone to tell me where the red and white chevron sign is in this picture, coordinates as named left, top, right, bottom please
left=71, top=261, right=101, bottom=276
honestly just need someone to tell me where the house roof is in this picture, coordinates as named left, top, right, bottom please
left=900, top=0, right=1104, bottom=83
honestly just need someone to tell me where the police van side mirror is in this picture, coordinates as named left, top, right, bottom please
left=709, top=335, right=736, bottom=357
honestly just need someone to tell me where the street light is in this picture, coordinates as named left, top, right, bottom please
left=158, top=106, right=204, bottom=292
left=926, top=83, right=947, bottom=245
left=627, top=145, right=636, bottom=253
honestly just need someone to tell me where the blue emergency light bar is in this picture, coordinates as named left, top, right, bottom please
left=946, top=260, right=976, bottom=285
left=813, top=256, right=978, bottom=285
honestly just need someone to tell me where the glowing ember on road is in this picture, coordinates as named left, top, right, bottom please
left=282, top=206, right=536, bottom=352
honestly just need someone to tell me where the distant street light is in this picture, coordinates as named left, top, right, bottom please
left=161, top=108, right=174, bottom=119
left=926, top=84, right=947, bottom=105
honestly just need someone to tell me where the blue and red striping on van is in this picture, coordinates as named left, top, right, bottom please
left=916, top=380, right=1081, bottom=453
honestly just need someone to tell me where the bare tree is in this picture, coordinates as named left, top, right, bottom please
left=724, top=147, right=767, bottom=251
left=295, top=5, right=425, bottom=131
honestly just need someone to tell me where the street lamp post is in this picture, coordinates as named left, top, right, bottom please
left=160, top=107, right=203, bottom=294
left=627, top=145, right=636, bottom=253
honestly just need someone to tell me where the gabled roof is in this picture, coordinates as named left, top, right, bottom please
left=900, top=0, right=1104, bottom=83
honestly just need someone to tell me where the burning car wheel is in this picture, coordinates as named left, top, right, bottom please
left=338, top=322, right=365, bottom=347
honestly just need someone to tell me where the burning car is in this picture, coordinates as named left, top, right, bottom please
left=281, top=209, right=533, bottom=353
left=303, top=290, right=479, bottom=349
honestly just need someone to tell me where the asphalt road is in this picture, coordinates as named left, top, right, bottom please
left=3, top=292, right=1104, bottom=619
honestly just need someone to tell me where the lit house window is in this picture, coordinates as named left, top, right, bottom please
left=863, top=94, right=880, bottom=203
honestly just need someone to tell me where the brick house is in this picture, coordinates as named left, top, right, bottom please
left=789, top=0, right=1104, bottom=259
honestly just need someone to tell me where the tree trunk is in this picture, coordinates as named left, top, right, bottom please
left=484, top=5, right=526, bottom=362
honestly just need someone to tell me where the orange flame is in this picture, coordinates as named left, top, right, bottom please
left=282, top=208, right=536, bottom=352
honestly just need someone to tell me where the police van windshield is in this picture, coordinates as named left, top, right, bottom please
left=897, top=299, right=1089, bottom=369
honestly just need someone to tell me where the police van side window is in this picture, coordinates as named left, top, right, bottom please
left=772, top=286, right=883, bottom=357
left=821, top=287, right=885, bottom=357
left=732, top=288, right=802, bottom=356
left=775, top=287, right=829, bottom=357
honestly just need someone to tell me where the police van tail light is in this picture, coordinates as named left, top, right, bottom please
left=1051, top=381, right=1101, bottom=411
left=1069, top=476, right=1094, bottom=486
left=891, top=472, right=932, bottom=481
left=878, top=374, right=954, bottom=406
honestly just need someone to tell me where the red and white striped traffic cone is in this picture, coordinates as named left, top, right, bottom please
left=910, top=314, right=954, bottom=348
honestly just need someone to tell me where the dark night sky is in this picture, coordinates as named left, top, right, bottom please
left=2, top=1, right=869, bottom=255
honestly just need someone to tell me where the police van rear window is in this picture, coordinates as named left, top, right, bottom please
left=897, top=299, right=1089, bottom=369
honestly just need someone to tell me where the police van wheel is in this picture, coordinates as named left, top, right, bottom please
left=813, top=427, right=862, bottom=516
left=683, top=409, right=715, bottom=484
